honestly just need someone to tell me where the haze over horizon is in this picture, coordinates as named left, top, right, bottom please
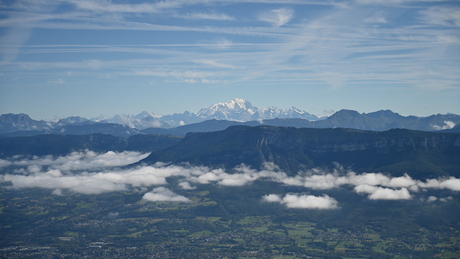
left=1, top=0, right=459, bottom=120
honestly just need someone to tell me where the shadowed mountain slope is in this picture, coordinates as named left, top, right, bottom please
left=141, top=126, right=460, bottom=178
left=0, top=134, right=182, bottom=158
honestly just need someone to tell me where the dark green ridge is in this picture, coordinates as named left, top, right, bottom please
left=0, top=133, right=182, bottom=158
left=141, top=125, right=460, bottom=178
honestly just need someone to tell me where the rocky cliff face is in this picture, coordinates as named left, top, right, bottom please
left=307, top=135, right=458, bottom=154
left=142, top=126, right=460, bottom=178
left=0, top=113, right=52, bottom=133
left=253, top=126, right=459, bottom=153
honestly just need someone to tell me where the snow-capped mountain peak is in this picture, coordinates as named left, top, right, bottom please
left=194, top=98, right=319, bottom=122
left=56, top=115, right=90, bottom=126
left=196, top=99, right=256, bottom=121
left=134, top=111, right=163, bottom=120
left=199, top=98, right=253, bottom=112
left=70, top=99, right=320, bottom=129
left=225, top=98, right=253, bottom=110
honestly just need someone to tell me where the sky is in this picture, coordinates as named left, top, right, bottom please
left=0, top=0, right=459, bottom=120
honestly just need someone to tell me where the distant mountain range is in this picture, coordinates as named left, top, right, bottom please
left=1, top=99, right=459, bottom=137
left=91, top=98, right=320, bottom=128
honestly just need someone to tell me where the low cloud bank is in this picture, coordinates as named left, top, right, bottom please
left=278, top=172, right=460, bottom=200
left=0, top=152, right=459, bottom=206
left=0, top=150, right=150, bottom=171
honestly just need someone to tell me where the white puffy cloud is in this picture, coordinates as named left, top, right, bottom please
left=418, top=177, right=460, bottom=191
left=432, top=120, right=456, bottom=130
left=302, top=174, right=342, bottom=189
left=354, top=184, right=379, bottom=194
left=440, top=196, right=453, bottom=202
left=189, top=165, right=286, bottom=186
left=422, top=195, right=453, bottom=203
left=348, top=172, right=391, bottom=187
left=368, top=187, right=412, bottom=200
left=195, top=171, right=221, bottom=184
left=262, top=194, right=282, bottom=203
left=386, top=174, right=418, bottom=188
left=178, top=182, right=196, bottom=190
left=264, top=193, right=339, bottom=209
left=52, top=188, right=63, bottom=196
left=1, top=152, right=459, bottom=204
left=439, top=178, right=460, bottom=191
left=427, top=196, right=437, bottom=202
left=355, top=185, right=413, bottom=200
left=0, top=159, right=12, bottom=168
left=142, top=187, right=191, bottom=203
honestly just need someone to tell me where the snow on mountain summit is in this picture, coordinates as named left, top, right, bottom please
left=196, top=99, right=256, bottom=121
left=85, top=99, right=320, bottom=128
left=196, top=98, right=318, bottom=122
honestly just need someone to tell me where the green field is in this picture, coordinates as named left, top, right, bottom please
left=0, top=183, right=459, bottom=258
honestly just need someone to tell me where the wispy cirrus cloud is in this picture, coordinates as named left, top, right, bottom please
left=66, top=0, right=181, bottom=13
left=175, top=12, right=236, bottom=21
left=194, top=59, right=238, bottom=69
left=258, top=8, right=294, bottom=28
left=419, top=6, right=460, bottom=27
left=133, top=69, right=216, bottom=79
left=1, top=0, right=459, bottom=118
left=0, top=25, right=31, bottom=65
left=363, top=11, right=387, bottom=23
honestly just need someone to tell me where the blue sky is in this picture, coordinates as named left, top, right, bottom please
left=0, top=0, right=459, bottom=120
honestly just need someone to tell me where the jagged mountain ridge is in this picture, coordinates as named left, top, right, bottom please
left=91, top=98, right=320, bottom=128
left=2, top=111, right=459, bottom=138
left=0, top=99, right=319, bottom=134
left=194, top=98, right=317, bottom=121
left=1, top=99, right=459, bottom=136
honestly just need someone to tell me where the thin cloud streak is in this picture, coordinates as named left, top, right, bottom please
left=2, top=1, right=458, bottom=91
left=66, top=0, right=182, bottom=13
left=419, top=6, right=460, bottom=27
left=1, top=0, right=459, bottom=118
left=175, top=12, right=236, bottom=21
